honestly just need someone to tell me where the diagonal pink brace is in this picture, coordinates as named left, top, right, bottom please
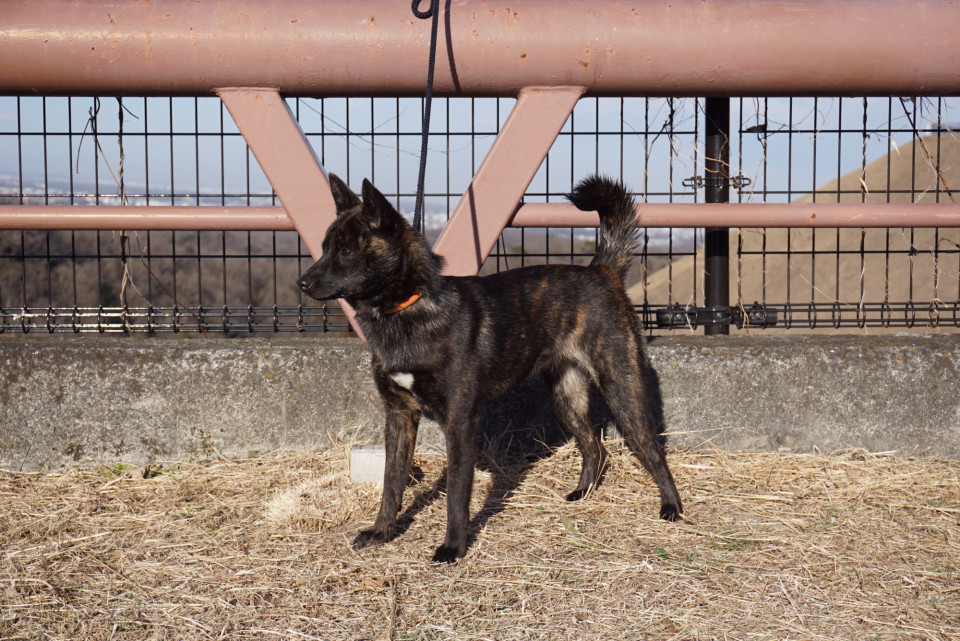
left=217, top=88, right=365, bottom=338
left=432, top=86, right=586, bottom=276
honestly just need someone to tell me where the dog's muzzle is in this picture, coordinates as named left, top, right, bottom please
left=296, top=275, right=313, bottom=292
left=297, top=275, right=326, bottom=300
left=297, top=274, right=341, bottom=301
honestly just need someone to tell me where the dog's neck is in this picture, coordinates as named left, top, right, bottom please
left=381, top=292, right=421, bottom=315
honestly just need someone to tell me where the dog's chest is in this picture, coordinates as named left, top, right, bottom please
left=388, top=371, right=415, bottom=391
left=371, top=335, right=440, bottom=390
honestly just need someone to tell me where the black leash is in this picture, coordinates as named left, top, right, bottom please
left=411, top=0, right=440, bottom=235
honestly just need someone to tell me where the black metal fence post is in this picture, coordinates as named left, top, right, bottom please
left=704, top=97, right=730, bottom=335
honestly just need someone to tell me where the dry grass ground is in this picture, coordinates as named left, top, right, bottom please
left=2, top=444, right=958, bottom=640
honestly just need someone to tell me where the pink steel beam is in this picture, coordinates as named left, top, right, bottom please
left=433, top=86, right=585, bottom=276
left=3, top=203, right=960, bottom=230
left=1, top=1, right=959, bottom=97
left=217, top=88, right=362, bottom=336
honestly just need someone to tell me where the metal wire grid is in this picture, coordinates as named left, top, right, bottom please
left=0, top=95, right=957, bottom=334
left=730, top=97, right=959, bottom=330
left=0, top=96, right=335, bottom=333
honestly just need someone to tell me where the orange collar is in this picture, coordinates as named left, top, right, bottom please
left=383, top=293, right=421, bottom=315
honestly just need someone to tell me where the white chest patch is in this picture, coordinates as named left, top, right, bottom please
left=389, top=372, right=415, bottom=390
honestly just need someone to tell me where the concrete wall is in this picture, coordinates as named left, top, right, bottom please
left=1, top=333, right=958, bottom=471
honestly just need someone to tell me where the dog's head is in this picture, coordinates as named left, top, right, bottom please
left=296, top=174, right=410, bottom=303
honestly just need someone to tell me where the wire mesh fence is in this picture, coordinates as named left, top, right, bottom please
left=0, top=95, right=957, bottom=334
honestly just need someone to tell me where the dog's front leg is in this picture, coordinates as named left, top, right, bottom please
left=432, top=407, right=478, bottom=563
left=353, top=371, right=421, bottom=549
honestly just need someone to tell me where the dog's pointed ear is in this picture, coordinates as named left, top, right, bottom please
left=361, top=178, right=403, bottom=234
left=328, top=173, right=361, bottom=216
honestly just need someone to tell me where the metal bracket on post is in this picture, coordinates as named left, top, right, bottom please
left=682, top=175, right=752, bottom=191
left=656, top=302, right=778, bottom=329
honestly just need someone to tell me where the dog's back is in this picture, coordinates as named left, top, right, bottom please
left=442, top=176, right=644, bottom=401
left=448, top=263, right=637, bottom=401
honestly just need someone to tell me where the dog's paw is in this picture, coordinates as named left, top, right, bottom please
left=431, top=545, right=464, bottom=564
left=659, top=503, right=682, bottom=522
left=565, top=488, right=589, bottom=502
left=352, top=527, right=391, bottom=549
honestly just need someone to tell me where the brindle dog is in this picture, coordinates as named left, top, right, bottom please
left=297, top=174, right=682, bottom=563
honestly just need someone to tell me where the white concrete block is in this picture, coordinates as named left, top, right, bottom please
left=350, top=444, right=386, bottom=484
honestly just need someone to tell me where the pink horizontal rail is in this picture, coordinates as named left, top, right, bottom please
left=4, top=203, right=959, bottom=230
left=0, top=207, right=296, bottom=231
left=2, top=0, right=958, bottom=97
left=510, top=203, right=960, bottom=229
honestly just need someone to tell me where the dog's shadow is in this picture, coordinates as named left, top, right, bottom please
left=391, top=376, right=619, bottom=550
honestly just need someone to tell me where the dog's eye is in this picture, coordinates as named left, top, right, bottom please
left=340, top=247, right=352, bottom=257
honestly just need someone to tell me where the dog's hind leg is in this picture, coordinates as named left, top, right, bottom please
left=353, top=370, right=422, bottom=549
left=546, top=364, right=608, bottom=501
left=598, top=365, right=683, bottom=521
left=637, top=348, right=669, bottom=445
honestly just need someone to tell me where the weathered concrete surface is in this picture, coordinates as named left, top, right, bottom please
left=1, top=334, right=958, bottom=471
left=657, top=335, right=960, bottom=456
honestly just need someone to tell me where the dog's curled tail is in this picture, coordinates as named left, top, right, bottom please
left=567, top=175, right=638, bottom=280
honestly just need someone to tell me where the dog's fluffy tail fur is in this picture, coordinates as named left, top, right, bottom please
left=567, top=175, right=638, bottom=280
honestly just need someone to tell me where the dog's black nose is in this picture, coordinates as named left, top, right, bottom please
left=296, top=276, right=312, bottom=292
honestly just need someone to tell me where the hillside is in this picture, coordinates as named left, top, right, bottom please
left=629, top=133, right=960, bottom=332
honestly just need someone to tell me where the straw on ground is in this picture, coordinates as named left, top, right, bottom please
left=1, top=443, right=957, bottom=640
